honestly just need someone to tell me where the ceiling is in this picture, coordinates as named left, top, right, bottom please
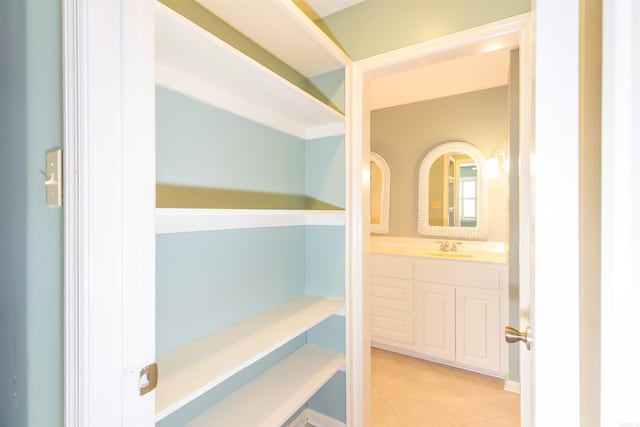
left=368, top=47, right=512, bottom=111
left=296, top=1, right=513, bottom=111
left=302, top=0, right=366, bottom=18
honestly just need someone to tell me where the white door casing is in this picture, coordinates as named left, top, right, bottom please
left=63, top=0, right=156, bottom=425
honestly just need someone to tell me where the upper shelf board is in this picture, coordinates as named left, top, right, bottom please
left=155, top=3, right=345, bottom=140
left=194, top=0, right=350, bottom=77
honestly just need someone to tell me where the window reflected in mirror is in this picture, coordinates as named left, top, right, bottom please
left=370, top=152, right=390, bottom=234
left=428, top=153, right=478, bottom=227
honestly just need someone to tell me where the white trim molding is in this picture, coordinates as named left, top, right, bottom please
left=62, top=1, right=85, bottom=424
left=63, top=0, right=156, bottom=425
left=504, top=378, right=521, bottom=394
left=369, top=152, right=390, bottom=234
left=287, top=409, right=346, bottom=427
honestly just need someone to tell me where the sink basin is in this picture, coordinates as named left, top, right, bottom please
left=423, top=251, right=475, bottom=259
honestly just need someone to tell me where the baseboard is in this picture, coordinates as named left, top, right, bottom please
left=372, top=342, right=506, bottom=379
left=287, top=408, right=346, bottom=427
left=503, top=377, right=521, bottom=394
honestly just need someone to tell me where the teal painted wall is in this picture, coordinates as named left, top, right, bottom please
left=156, top=227, right=306, bottom=354
left=316, top=0, right=530, bottom=60
left=305, top=226, right=345, bottom=298
left=308, top=371, right=347, bottom=422
left=156, top=87, right=306, bottom=195
left=305, top=136, right=346, bottom=209
left=0, top=0, right=63, bottom=425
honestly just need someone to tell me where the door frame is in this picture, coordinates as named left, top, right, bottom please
left=63, top=1, right=156, bottom=425
left=350, top=12, right=534, bottom=425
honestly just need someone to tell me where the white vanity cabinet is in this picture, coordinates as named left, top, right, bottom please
left=370, top=253, right=508, bottom=376
left=370, top=255, right=414, bottom=347
left=414, top=281, right=455, bottom=361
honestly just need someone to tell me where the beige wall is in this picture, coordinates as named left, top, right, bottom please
left=371, top=86, right=509, bottom=242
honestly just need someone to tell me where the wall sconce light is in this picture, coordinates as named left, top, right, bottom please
left=483, top=149, right=507, bottom=178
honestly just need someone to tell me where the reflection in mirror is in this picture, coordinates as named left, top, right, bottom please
left=418, top=141, right=488, bottom=239
left=428, top=153, right=477, bottom=227
left=370, top=152, right=390, bottom=234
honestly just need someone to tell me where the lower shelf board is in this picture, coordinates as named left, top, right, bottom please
left=187, top=345, right=344, bottom=427
left=155, top=295, right=343, bottom=421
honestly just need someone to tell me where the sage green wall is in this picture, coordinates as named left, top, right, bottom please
left=316, top=0, right=530, bottom=60
left=371, top=86, right=509, bottom=241
left=0, top=0, right=63, bottom=426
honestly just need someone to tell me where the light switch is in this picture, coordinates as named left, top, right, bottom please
left=45, top=149, right=62, bottom=207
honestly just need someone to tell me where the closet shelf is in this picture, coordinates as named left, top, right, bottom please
left=194, top=0, right=350, bottom=78
left=187, top=345, right=345, bottom=427
left=155, top=2, right=345, bottom=140
left=155, top=295, right=344, bottom=421
left=156, top=208, right=345, bottom=234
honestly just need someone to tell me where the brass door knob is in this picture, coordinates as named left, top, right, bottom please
left=505, top=326, right=533, bottom=350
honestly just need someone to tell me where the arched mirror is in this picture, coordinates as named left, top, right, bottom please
left=418, top=141, right=488, bottom=239
left=370, top=152, right=390, bottom=234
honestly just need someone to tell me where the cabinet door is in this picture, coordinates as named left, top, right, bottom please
left=455, top=287, right=500, bottom=372
left=414, top=282, right=455, bottom=361
left=370, top=276, right=413, bottom=347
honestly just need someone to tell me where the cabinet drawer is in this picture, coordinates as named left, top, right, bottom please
left=371, top=305, right=414, bottom=345
left=413, top=260, right=501, bottom=290
left=371, top=254, right=412, bottom=279
left=370, top=276, right=412, bottom=311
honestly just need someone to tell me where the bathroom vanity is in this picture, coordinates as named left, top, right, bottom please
left=370, top=239, right=508, bottom=377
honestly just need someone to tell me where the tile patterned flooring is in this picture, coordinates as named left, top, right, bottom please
left=371, top=348, right=520, bottom=427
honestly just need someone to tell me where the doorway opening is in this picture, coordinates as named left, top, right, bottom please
left=350, top=13, right=533, bottom=426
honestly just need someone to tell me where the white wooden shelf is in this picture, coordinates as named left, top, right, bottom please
left=155, top=295, right=344, bottom=421
left=156, top=208, right=345, bottom=234
left=187, top=345, right=345, bottom=427
left=194, top=0, right=350, bottom=78
left=155, top=2, right=345, bottom=140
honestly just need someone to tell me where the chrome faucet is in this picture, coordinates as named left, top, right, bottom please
left=439, top=241, right=460, bottom=252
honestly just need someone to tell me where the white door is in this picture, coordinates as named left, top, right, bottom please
left=516, top=1, right=582, bottom=425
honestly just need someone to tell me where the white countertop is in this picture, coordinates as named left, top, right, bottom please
left=369, top=236, right=508, bottom=264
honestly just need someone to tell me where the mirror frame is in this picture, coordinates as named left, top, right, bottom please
left=417, top=141, right=489, bottom=239
left=370, top=152, right=391, bottom=234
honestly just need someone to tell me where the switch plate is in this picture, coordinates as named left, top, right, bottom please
left=45, top=149, right=62, bottom=207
